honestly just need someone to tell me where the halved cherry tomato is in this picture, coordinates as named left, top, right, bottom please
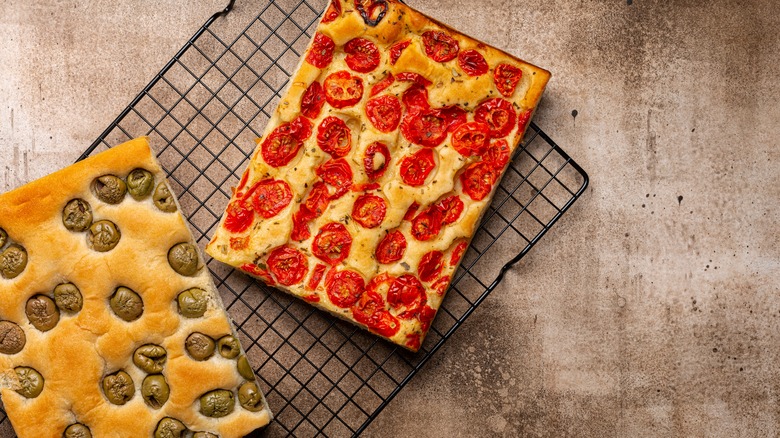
left=354, top=0, right=388, bottom=26
left=517, top=108, right=532, bottom=133
left=400, top=148, right=436, bottom=186
left=364, top=142, right=390, bottom=181
left=411, top=207, right=443, bottom=241
left=460, top=161, right=498, bottom=201
left=401, top=84, right=430, bottom=112
left=401, top=109, right=449, bottom=148
left=345, top=37, right=381, bottom=73
left=450, top=241, right=468, bottom=266
left=481, top=139, right=510, bottom=169
left=366, top=95, right=401, bottom=133
left=452, top=122, right=490, bottom=157
left=388, top=274, right=426, bottom=319
left=303, top=181, right=331, bottom=218
left=224, top=200, right=254, bottom=233
left=248, top=179, right=293, bottom=218
left=435, top=195, right=464, bottom=225
left=431, top=277, right=450, bottom=296
left=316, top=158, right=353, bottom=199
left=389, top=40, right=411, bottom=65
left=371, top=310, right=401, bottom=337
left=291, top=210, right=312, bottom=242
left=324, top=71, right=364, bottom=109
left=235, top=170, right=251, bottom=195
left=322, top=0, right=342, bottom=23
left=440, top=105, right=468, bottom=131
left=260, top=116, right=313, bottom=167
left=306, top=32, right=335, bottom=68
left=475, top=98, right=517, bottom=138
left=458, top=49, right=489, bottom=76
left=317, top=116, right=352, bottom=157
left=370, top=73, right=395, bottom=97
left=301, top=81, right=326, bottom=119
left=326, top=269, right=365, bottom=308
left=422, top=30, right=459, bottom=63
left=312, top=222, right=352, bottom=265
left=352, top=289, right=384, bottom=326
left=403, top=202, right=420, bottom=221
left=396, top=72, right=432, bottom=87
left=376, top=230, right=407, bottom=264
left=419, top=305, right=436, bottom=331
left=267, top=246, right=308, bottom=286
left=418, top=251, right=444, bottom=282
left=307, top=263, right=328, bottom=291
left=352, top=193, right=387, bottom=229
left=240, top=263, right=276, bottom=285
left=367, top=272, right=395, bottom=297
left=405, top=334, right=421, bottom=351
left=494, top=63, right=523, bottom=97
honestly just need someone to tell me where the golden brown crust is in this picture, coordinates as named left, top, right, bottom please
left=207, top=0, right=551, bottom=351
left=0, top=138, right=271, bottom=437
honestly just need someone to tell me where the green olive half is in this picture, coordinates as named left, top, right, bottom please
left=153, top=182, right=177, bottom=213
left=87, top=220, right=120, bottom=252
left=0, top=228, right=8, bottom=247
left=62, top=199, right=93, bottom=232
left=199, top=389, right=235, bottom=418
left=177, top=288, right=208, bottom=318
left=15, top=366, right=44, bottom=398
left=109, top=287, right=144, bottom=322
left=192, top=433, right=218, bottom=438
left=102, top=370, right=134, bottom=405
left=216, top=335, right=240, bottom=359
left=53, top=283, right=83, bottom=313
left=154, top=417, right=187, bottom=438
left=126, top=168, right=154, bottom=200
left=26, top=295, right=60, bottom=332
left=236, top=355, right=255, bottom=381
left=185, top=333, right=215, bottom=361
left=63, top=423, right=92, bottom=438
left=142, top=374, right=170, bottom=409
left=238, top=381, right=265, bottom=412
left=0, top=321, right=25, bottom=354
left=133, top=344, right=167, bottom=373
left=1, top=244, right=28, bottom=279
left=168, top=243, right=199, bottom=276
left=92, top=175, right=127, bottom=204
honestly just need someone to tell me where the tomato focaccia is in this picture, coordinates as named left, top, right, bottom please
left=206, top=0, right=550, bottom=351
left=0, top=138, right=271, bottom=437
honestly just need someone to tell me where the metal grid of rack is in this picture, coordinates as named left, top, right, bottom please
left=0, top=1, right=588, bottom=436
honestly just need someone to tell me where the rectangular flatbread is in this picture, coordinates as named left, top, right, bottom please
left=206, top=0, right=550, bottom=351
left=0, top=138, right=271, bottom=437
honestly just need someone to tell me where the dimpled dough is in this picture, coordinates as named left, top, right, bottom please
left=0, top=138, right=271, bottom=437
left=206, top=0, right=551, bottom=351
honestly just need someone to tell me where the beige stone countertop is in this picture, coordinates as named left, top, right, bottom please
left=2, top=0, right=779, bottom=437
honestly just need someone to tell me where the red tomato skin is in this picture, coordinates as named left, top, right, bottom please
left=316, top=158, right=354, bottom=200
left=494, top=63, right=523, bottom=97
left=317, top=116, right=352, bottom=158
left=418, top=251, right=444, bottom=283
left=475, top=98, right=517, bottom=138
left=364, top=142, right=390, bottom=181
left=326, top=269, right=366, bottom=308
left=322, top=0, right=342, bottom=23
left=366, top=95, right=402, bottom=133
left=389, top=40, right=411, bottom=65
left=410, top=207, right=443, bottom=241
left=460, top=161, right=498, bottom=201
left=267, top=246, right=309, bottom=286
left=345, top=37, right=381, bottom=73
left=306, top=32, right=335, bottom=68
left=370, top=73, right=395, bottom=97
left=400, top=148, right=436, bottom=187
left=301, top=81, right=326, bottom=119
left=312, top=222, right=353, bottom=265
left=375, top=230, right=407, bottom=264
left=352, top=194, right=387, bottom=229
left=323, top=71, right=364, bottom=109
left=306, top=263, right=328, bottom=291
left=248, top=179, right=293, bottom=219
left=224, top=201, right=254, bottom=233
left=422, top=30, right=460, bottom=62
left=458, top=49, right=489, bottom=76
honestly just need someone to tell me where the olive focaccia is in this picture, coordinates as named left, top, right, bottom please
left=206, top=0, right=551, bottom=351
left=0, top=138, right=271, bottom=437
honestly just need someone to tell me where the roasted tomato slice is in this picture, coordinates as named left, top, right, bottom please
left=422, top=30, right=459, bottom=63
left=460, top=161, right=498, bottom=201
left=312, top=222, right=353, bottom=265
left=345, top=37, right=381, bottom=73
left=400, top=148, right=436, bottom=187
left=306, top=32, right=335, bottom=68
left=303, top=181, right=331, bottom=218
left=248, top=179, right=293, bottom=219
left=326, top=269, right=365, bottom=308
left=352, top=193, right=387, bottom=229
left=435, top=195, right=464, bottom=226
left=354, top=0, right=388, bottom=26
left=494, top=63, right=523, bottom=97
left=481, top=139, right=510, bottom=169
left=316, top=158, right=353, bottom=199
left=267, top=246, right=308, bottom=286
left=388, top=274, right=426, bottom=319
left=411, top=207, right=443, bottom=241
left=401, top=108, right=449, bottom=147
left=366, top=95, right=402, bottom=133
left=396, top=72, right=433, bottom=87
left=419, top=305, right=436, bottom=331
left=376, top=230, right=407, bottom=264
left=403, top=202, right=420, bottom=221
left=405, top=334, right=422, bottom=351
left=370, top=73, right=395, bottom=97
left=389, top=40, right=411, bottom=65
left=475, top=98, right=517, bottom=138
left=291, top=210, right=312, bottom=242
left=458, top=49, right=489, bottom=76
left=450, top=241, right=469, bottom=266
left=352, top=289, right=384, bottom=326
left=371, top=310, right=401, bottom=337
left=306, top=263, right=328, bottom=291
left=324, top=71, right=364, bottom=109
left=367, top=272, right=395, bottom=297
left=301, top=81, right=326, bottom=119
left=431, top=277, right=450, bottom=296
left=322, top=0, right=342, bottom=23
left=224, top=200, right=254, bottom=233
left=317, top=116, right=352, bottom=158
left=452, top=121, right=491, bottom=157
left=418, top=251, right=444, bottom=283
left=401, top=84, right=430, bottom=112
left=517, top=108, right=532, bottom=133
left=364, top=142, right=390, bottom=181
left=260, top=117, right=313, bottom=168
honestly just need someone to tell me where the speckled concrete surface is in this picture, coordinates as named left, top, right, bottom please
left=2, top=0, right=780, bottom=437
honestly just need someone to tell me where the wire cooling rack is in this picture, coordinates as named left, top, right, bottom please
left=0, top=0, right=588, bottom=436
